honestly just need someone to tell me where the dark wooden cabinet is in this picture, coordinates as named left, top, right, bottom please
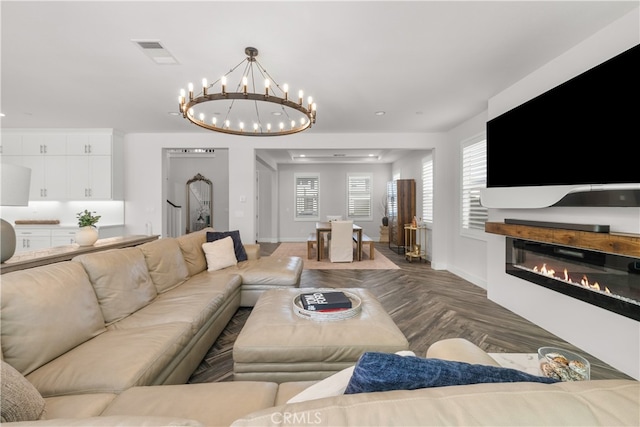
left=387, top=179, right=416, bottom=251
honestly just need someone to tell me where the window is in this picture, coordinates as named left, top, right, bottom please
left=461, top=135, right=488, bottom=232
left=347, top=174, right=372, bottom=220
left=295, top=174, right=319, bottom=220
left=422, top=154, right=433, bottom=223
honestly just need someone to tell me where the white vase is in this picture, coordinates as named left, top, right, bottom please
left=75, top=226, right=99, bottom=246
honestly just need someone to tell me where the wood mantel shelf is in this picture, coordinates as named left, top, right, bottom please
left=485, top=222, right=640, bottom=258
left=0, top=235, right=160, bottom=274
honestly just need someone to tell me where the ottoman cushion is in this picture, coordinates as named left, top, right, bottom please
left=233, top=288, right=409, bottom=382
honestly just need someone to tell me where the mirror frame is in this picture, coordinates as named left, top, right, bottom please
left=186, top=173, right=213, bottom=233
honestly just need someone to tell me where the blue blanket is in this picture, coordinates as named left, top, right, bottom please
left=344, top=352, right=558, bottom=394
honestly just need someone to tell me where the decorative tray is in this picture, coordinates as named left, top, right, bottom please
left=292, top=290, right=362, bottom=321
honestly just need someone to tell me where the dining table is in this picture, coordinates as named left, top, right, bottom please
left=315, top=222, right=363, bottom=262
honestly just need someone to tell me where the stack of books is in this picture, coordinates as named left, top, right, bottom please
left=300, top=291, right=352, bottom=312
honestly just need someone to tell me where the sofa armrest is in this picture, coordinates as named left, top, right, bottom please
left=1, top=415, right=204, bottom=426
left=426, top=338, right=501, bottom=367
left=243, top=244, right=261, bottom=260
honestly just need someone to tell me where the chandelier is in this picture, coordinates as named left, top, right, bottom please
left=178, top=47, right=317, bottom=136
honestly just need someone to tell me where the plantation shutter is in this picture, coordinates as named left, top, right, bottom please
left=347, top=174, right=372, bottom=219
left=461, top=138, right=488, bottom=231
left=295, top=175, right=319, bottom=219
left=422, top=155, right=433, bottom=223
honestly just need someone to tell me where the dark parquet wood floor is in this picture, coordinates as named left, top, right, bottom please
left=189, top=243, right=632, bottom=383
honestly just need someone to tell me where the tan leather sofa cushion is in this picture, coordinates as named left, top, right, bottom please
left=1, top=415, right=204, bottom=426
left=176, top=228, right=213, bottom=277
left=0, top=262, right=106, bottom=375
left=27, top=322, right=193, bottom=396
left=234, top=257, right=303, bottom=286
left=139, top=238, right=189, bottom=293
left=74, top=248, right=157, bottom=325
left=232, top=379, right=640, bottom=426
left=103, top=382, right=279, bottom=427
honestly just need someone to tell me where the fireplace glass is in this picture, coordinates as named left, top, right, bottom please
left=506, top=238, right=640, bottom=321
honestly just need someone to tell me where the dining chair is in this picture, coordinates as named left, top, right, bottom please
left=329, top=220, right=354, bottom=263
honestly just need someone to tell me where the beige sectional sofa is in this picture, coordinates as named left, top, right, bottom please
left=1, top=230, right=638, bottom=426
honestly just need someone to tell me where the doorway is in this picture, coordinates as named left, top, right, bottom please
left=163, top=148, right=229, bottom=237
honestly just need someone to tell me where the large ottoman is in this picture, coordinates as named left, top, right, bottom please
left=232, top=288, right=410, bottom=382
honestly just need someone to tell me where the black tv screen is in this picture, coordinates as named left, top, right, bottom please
left=486, top=44, right=640, bottom=188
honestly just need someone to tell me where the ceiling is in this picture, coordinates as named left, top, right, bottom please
left=1, top=1, right=637, bottom=163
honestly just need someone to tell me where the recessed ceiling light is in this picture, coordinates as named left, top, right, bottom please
left=168, top=112, right=180, bottom=116
left=374, top=111, right=385, bottom=116
left=272, top=111, right=283, bottom=116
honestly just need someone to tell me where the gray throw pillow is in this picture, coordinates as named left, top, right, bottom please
left=1, top=360, right=46, bottom=422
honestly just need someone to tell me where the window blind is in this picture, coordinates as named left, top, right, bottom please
left=461, top=138, right=488, bottom=231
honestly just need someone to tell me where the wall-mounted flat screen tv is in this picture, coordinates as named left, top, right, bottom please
left=486, top=44, right=639, bottom=188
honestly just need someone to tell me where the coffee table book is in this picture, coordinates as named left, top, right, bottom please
left=300, top=291, right=352, bottom=311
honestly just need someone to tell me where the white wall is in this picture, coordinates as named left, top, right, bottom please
left=165, top=150, right=229, bottom=233
left=445, top=111, right=489, bottom=287
left=485, top=10, right=640, bottom=379
left=276, top=162, right=392, bottom=242
left=123, top=132, right=437, bottom=246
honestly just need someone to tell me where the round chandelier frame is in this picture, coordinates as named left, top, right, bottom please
left=178, top=47, right=317, bottom=136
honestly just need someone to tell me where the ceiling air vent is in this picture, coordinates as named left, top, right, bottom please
left=132, top=40, right=178, bottom=65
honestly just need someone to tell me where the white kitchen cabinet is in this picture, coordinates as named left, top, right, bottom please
left=0, top=134, right=23, bottom=155
left=66, top=134, right=112, bottom=156
left=51, top=229, right=77, bottom=246
left=21, top=134, right=67, bottom=156
left=0, top=129, right=123, bottom=201
left=67, top=155, right=112, bottom=199
left=14, top=228, right=52, bottom=254
left=22, top=155, right=67, bottom=200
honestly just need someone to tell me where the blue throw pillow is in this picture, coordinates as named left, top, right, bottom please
left=344, top=352, right=558, bottom=394
left=206, top=230, right=248, bottom=262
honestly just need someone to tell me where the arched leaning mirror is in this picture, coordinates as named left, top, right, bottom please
left=186, top=173, right=213, bottom=233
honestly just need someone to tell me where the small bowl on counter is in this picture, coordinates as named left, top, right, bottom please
left=538, top=346, right=590, bottom=381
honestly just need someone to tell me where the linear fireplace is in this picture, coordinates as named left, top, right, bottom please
left=506, top=238, right=640, bottom=321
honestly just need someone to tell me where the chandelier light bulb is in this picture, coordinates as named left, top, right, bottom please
left=188, top=108, right=194, bottom=117
left=202, top=78, right=208, bottom=95
left=307, top=96, right=313, bottom=109
left=242, top=76, right=248, bottom=94
left=188, top=83, right=194, bottom=100
left=221, top=76, right=227, bottom=94
left=253, top=123, right=259, bottom=132
left=225, top=119, right=230, bottom=128
left=283, top=84, right=289, bottom=100
left=265, top=79, right=270, bottom=96
left=239, top=122, right=244, bottom=132
left=291, top=120, right=295, bottom=129
left=199, top=113, right=205, bottom=122
left=267, top=123, right=272, bottom=132
left=279, top=122, right=284, bottom=130
left=212, top=117, right=217, bottom=126
left=298, top=90, right=304, bottom=105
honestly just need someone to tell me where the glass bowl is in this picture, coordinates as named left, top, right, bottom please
left=538, top=346, right=590, bottom=381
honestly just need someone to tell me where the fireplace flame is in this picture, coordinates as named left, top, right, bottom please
left=532, top=264, right=611, bottom=294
